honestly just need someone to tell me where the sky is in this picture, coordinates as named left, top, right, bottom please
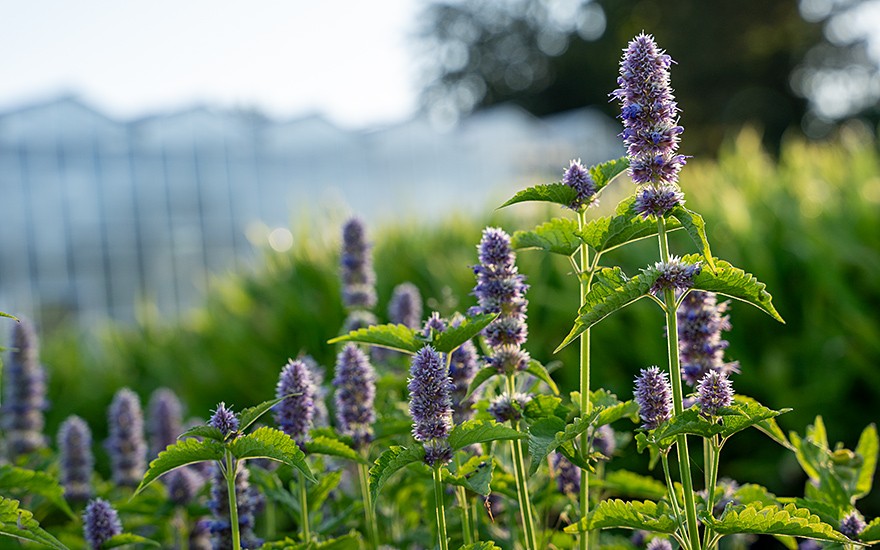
left=0, top=1, right=422, bottom=129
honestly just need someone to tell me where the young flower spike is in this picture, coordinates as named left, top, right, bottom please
left=388, top=282, right=423, bottom=329
left=209, top=402, right=239, bottom=437
left=552, top=453, right=580, bottom=496
left=333, top=343, right=376, bottom=450
left=275, top=358, right=316, bottom=448
left=105, top=388, right=147, bottom=487
left=2, top=319, right=48, bottom=458
left=562, top=159, right=597, bottom=210
left=634, top=366, right=673, bottom=430
left=58, top=415, right=94, bottom=501
left=165, top=467, right=203, bottom=506
left=678, top=290, right=740, bottom=385
left=147, top=387, right=183, bottom=459
left=613, top=33, right=687, bottom=186
left=408, top=346, right=454, bottom=467
left=340, top=217, right=377, bottom=310
left=647, top=256, right=701, bottom=295
left=83, top=498, right=123, bottom=550
left=840, top=510, right=866, bottom=540
left=634, top=183, right=685, bottom=219
left=488, top=392, right=532, bottom=424
left=697, top=370, right=734, bottom=416
left=422, top=311, right=448, bottom=337
left=449, top=337, right=480, bottom=424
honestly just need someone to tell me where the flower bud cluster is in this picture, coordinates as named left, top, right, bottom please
left=562, top=159, right=597, bottom=211
left=333, top=344, right=376, bottom=450
left=646, top=256, right=701, bottom=295
left=275, top=359, right=316, bottom=449
left=2, top=320, right=48, bottom=458
left=105, top=388, right=147, bottom=487
left=408, top=346, right=454, bottom=467
left=634, top=367, right=673, bottom=430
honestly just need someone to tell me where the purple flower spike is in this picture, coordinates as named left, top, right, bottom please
left=634, top=367, right=673, bottom=430
left=613, top=33, right=687, bottom=186
left=449, top=332, right=480, bottom=423
left=2, top=319, right=48, bottom=458
left=552, top=453, right=580, bottom=496
left=342, top=310, right=378, bottom=334
left=209, top=402, right=239, bottom=437
left=563, top=159, right=598, bottom=211
left=488, top=392, right=532, bottom=424
left=166, top=467, right=203, bottom=506
left=333, top=344, right=376, bottom=450
left=58, top=415, right=94, bottom=501
left=300, top=355, right=329, bottom=428
left=647, top=539, right=674, bottom=550
left=147, top=387, right=183, bottom=459
left=840, top=510, right=866, bottom=540
left=422, top=311, right=448, bottom=338
left=106, top=388, right=147, bottom=487
left=275, top=359, right=316, bottom=449
left=647, top=256, right=701, bottom=295
left=678, top=291, right=740, bottom=386
left=697, top=371, right=734, bottom=416
left=83, top=498, right=123, bottom=550
left=389, top=282, right=423, bottom=329
left=634, top=184, right=685, bottom=219
left=593, top=424, right=617, bottom=459
left=408, top=346, right=454, bottom=466
left=340, top=217, right=377, bottom=310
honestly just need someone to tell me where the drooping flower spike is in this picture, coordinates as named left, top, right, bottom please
left=408, top=346, right=454, bottom=467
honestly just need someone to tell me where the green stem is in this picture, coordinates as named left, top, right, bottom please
left=658, top=217, right=701, bottom=550
left=660, top=451, right=687, bottom=547
left=577, top=210, right=593, bottom=550
left=175, top=507, right=190, bottom=550
left=263, top=498, right=276, bottom=541
left=299, top=470, right=311, bottom=542
left=433, top=466, right=450, bottom=550
left=454, top=454, right=475, bottom=545
left=357, top=461, right=380, bottom=549
left=703, top=436, right=722, bottom=550
left=224, top=452, right=242, bottom=550
left=507, top=375, right=539, bottom=550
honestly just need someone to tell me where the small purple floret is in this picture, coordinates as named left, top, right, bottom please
left=697, top=370, right=734, bottom=416
left=648, top=256, right=701, bottom=295
left=209, top=402, right=239, bottom=437
left=840, top=510, right=866, bottom=540
left=333, top=344, right=376, bottom=450
left=563, top=159, right=597, bottom=211
left=275, top=359, right=317, bottom=449
left=83, top=498, right=123, bottom=550
left=634, top=184, right=685, bottom=219
left=488, top=392, right=532, bottom=424
left=634, top=367, right=673, bottom=430
left=422, top=311, right=448, bottom=338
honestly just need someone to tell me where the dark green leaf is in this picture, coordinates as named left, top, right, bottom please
left=854, top=423, right=878, bottom=499
left=433, top=313, right=498, bottom=354
left=104, top=533, right=161, bottom=548
left=178, top=425, right=225, bottom=442
left=687, top=254, right=784, bottom=323
left=261, top=533, right=362, bottom=550
left=670, top=206, right=716, bottom=271
left=498, top=183, right=577, bottom=209
left=446, top=455, right=494, bottom=496
left=734, top=396, right=792, bottom=449
left=527, top=417, right=567, bottom=476
left=595, top=470, right=668, bottom=501
left=595, top=399, right=639, bottom=427
left=702, top=503, right=852, bottom=544
left=589, top=156, right=630, bottom=189
left=304, top=435, right=367, bottom=464
left=229, top=427, right=315, bottom=483
left=464, top=366, right=499, bottom=399
left=523, top=395, right=566, bottom=422
left=0, top=465, right=74, bottom=518
left=511, top=218, right=582, bottom=256
left=239, top=396, right=287, bottom=433
left=369, top=445, right=426, bottom=504
left=0, top=497, right=68, bottom=549
left=524, top=359, right=559, bottom=395
left=563, top=499, right=678, bottom=534
left=136, top=438, right=225, bottom=495
left=327, top=323, right=423, bottom=354
left=448, top=420, right=526, bottom=451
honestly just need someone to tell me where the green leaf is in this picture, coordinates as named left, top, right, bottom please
left=860, top=516, right=880, bottom=543
left=524, top=359, right=559, bottom=395
left=239, top=395, right=287, bottom=433
left=512, top=218, right=582, bottom=256
left=230, top=427, right=315, bottom=482
left=445, top=455, right=494, bottom=496
left=104, top=533, right=161, bottom=548
left=563, top=499, right=678, bottom=534
left=261, top=533, right=362, bottom=550
left=651, top=400, right=789, bottom=445
left=0, top=465, right=74, bottom=518
left=0, top=497, right=68, bottom=549
left=304, top=435, right=367, bottom=464
left=528, top=416, right=567, bottom=475
left=498, top=183, right=578, bottom=209
left=433, top=313, right=498, bottom=354
left=178, top=425, right=225, bottom=442
left=595, top=399, right=640, bottom=427
left=580, top=212, right=682, bottom=255
left=136, top=438, right=225, bottom=495
left=327, top=323, right=423, bottom=354
left=464, top=366, right=497, bottom=399
left=457, top=543, right=502, bottom=550
left=369, top=445, right=426, bottom=504
left=589, top=156, right=630, bottom=189
left=556, top=267, right=658, bottom=352
left=448, top=420, right=526, bottom=451
left=702, top=503, right=853, bottom=544
left=854, top=423, right=878, bottom=499
left=527, top=406, right=625, bottom=475
left=595, top=470, right=668, bottom=501
left=670, top=206, right=716, bottom=272
left=734, top=396, right=793, bottom=449
left=523, top=395, right=566, bottom=422
left=688, top=254, right=784, bottom=323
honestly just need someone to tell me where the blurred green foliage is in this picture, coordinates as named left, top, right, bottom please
left=33, top=127, right=880, bottom=516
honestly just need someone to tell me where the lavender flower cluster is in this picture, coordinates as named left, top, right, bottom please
left=340, top=217, right=377, bottom=311
left=2, top=320, right=48, bottom=458
left=562, top=159, right=597, bottom=211
left=408, top=346, right=454, bottom=467
left=275, top=358, right=316, bottom=449
left=333, top=343, right=376, bottom=450
left=678, top=291, right=740, bottom=386
left=105, top=388, right=147, bottom=487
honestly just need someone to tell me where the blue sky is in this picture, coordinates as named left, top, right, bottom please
left=0, top=1, right=421, bottom=128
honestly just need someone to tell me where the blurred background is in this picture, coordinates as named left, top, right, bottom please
left=2, top=0, right=880, bottom=521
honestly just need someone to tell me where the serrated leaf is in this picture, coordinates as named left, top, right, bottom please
left=563, top=499, right=678, bottom=534
left=528, top=417, right=567, bottom=475
left=595, top=400, right=640, bottom=427
left=433, top=313, right=498, bottom=354
left=524, top=360, right=559, bottom=395
left=687, top=254, right=784, bottom=323
left=448, top=420, right=526, bottom=451
left=580, top=213, right=682, bottom=256
left=860, top=516, right=880, bottom=542
left=178, top=425, right=225, bottom=441
left=498, top=183, right=578, bottom=209
left=458, top=542, right=502, bottom=550
left=136, top=438, right=225, bottom=494
left=369, top=445, right=426, bottom=504
left=104, top=533, right=161, bottom=548
left=327, top=323, right=423, bottom=353
left=556, top=267, right=659, bottom=352
left=589, top=156, right=630, bottom=189
left=652, top=401, right=789, bottom=445
left=702, top=503, right=853, bottom=544
left=670, top=206, right=716, bottom=272
left=735, top=396, right=793, bottom=450
left=261, top=533, right=362, bottom=550
left=230, top=427, right=314, bottom=482
left=595, top=470, right=668, bottom=500
left=854, top=423, right=878, bottom=499
left=0, top=465, right=74, bottom=518
left=464, top=366, right=497, bottom=399
left=523, top=395, right=565, bottom=422
left=511, top=218, right=582, bottom=256
left=304, top=435, right=367, bottom=464
left=239, top=395, right=287, bottom=433
left=733, top=484, right=779, bottom=508
left=0, top=497, right=68, bottom=549
left=446, top=455, right=494, bottom=496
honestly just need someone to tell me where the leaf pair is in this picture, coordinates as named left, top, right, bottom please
left=328, top=312, right=497, bottom=354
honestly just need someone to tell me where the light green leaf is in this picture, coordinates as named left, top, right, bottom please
left=104, top=533, right=161, bottom=548
left=563, top=499, right=678, bottom=534
left=498, top=183, right=578, bottom=209
left=595, top=399, right=640, bottom=427
left=670, top=206, right=716, bottom=271
left=445, top=455, right=494, bottom=496
left=448, top=420, right=526, bottom=451
left=136, top=438, right=225, bottom=495
left=457, top=542, right=502, bottom=550
left=523, top=395, right=565, bottom=422
left=589, top=156, right=630, bottom=189
left=433, top=313, right=498, bottom=354
left=511, top=218, right=582, bottom=256
left=580, top=213, right=682, bottom=256
left=702, top=502, right=853, bottom=544
left=0, top=497, right=68, bottom=549
left=261, top=533, right=362, bottom=550
left=595, top=470, right=668, bottom=501
left=854, top=423, right=878, bottom=499
left=734, top=396, right=793, bottom=449
left=687, top=254, right=784, bottom=323
left=327, top=323, right=423, bottom=354
left=860, top=516, right=880, bottom=542
left=524, top=359, right=559, bottom=395
left=652, top=401, right=789, bottom=445
left=0, top=465, right=74, bottom=518
left=304, top=435, right=367, bottom=464
left=239, top=395, right=288, bottom=433
left=178, top=425, right=225, bottom=442
left=229, top=427, right=315, bottom=483
left=465, top=366, right=499, bottom=399
left=369, top=445, right=426, bottom=504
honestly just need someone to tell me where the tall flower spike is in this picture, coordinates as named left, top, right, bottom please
left=58, top=415, right=94, bottom=501
left=2, top=319, right=48, bottom=458
left=408, top=346, right=454, bottom=467
left=563, top=159, right=597, bottom=211
left=209, top=402, right=239, bottom=437
left=697, top=370, right=734, bottom=416
left=105, top=388, right=147, bottom=487
left=678, top=290, right=740, bottom=386
left=340, top=217, right=377, bottom=310
left=388, top=282, right=423, bottom=329
left=449, top=339, right=480, bottom=423
left=634, top=366, right=673, bottom=430
left=208, top=463, right=262, bottom=549
left=613, top=33, right=687, bottom=186
left=552, top=453, right=580, bottom=496
left=333, top=343, right=376, bottom=450
left=275, top=359, right=316, bottom=449
left=147, top=387, right=183, bottom=459
left=840, top=510, right=866, bottom=540
left=83, top=498, right=123, bottom=550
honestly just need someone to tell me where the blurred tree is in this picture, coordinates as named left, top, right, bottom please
left=417, top=0, right=878, bottom=153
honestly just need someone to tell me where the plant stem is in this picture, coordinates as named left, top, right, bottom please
left=507, top=374, right=539, bottom=550
left=357, top=461, right=380, bottom=549
left=703, top=436, right=722, bottom=550
left=299, top=470, right=311, bottom=542
left=433, top=466, right=450, bottom=550
left=223, top=452, right=242, bottom=550
left=174, top=508, right=190, bottom=550
left=454, top=455, right=475, bottom=545
left=577, top=210, right=593, bottom=550
left=658, top=217, right=701, bottom=550
left=660, top=451, right=686, bottom=545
